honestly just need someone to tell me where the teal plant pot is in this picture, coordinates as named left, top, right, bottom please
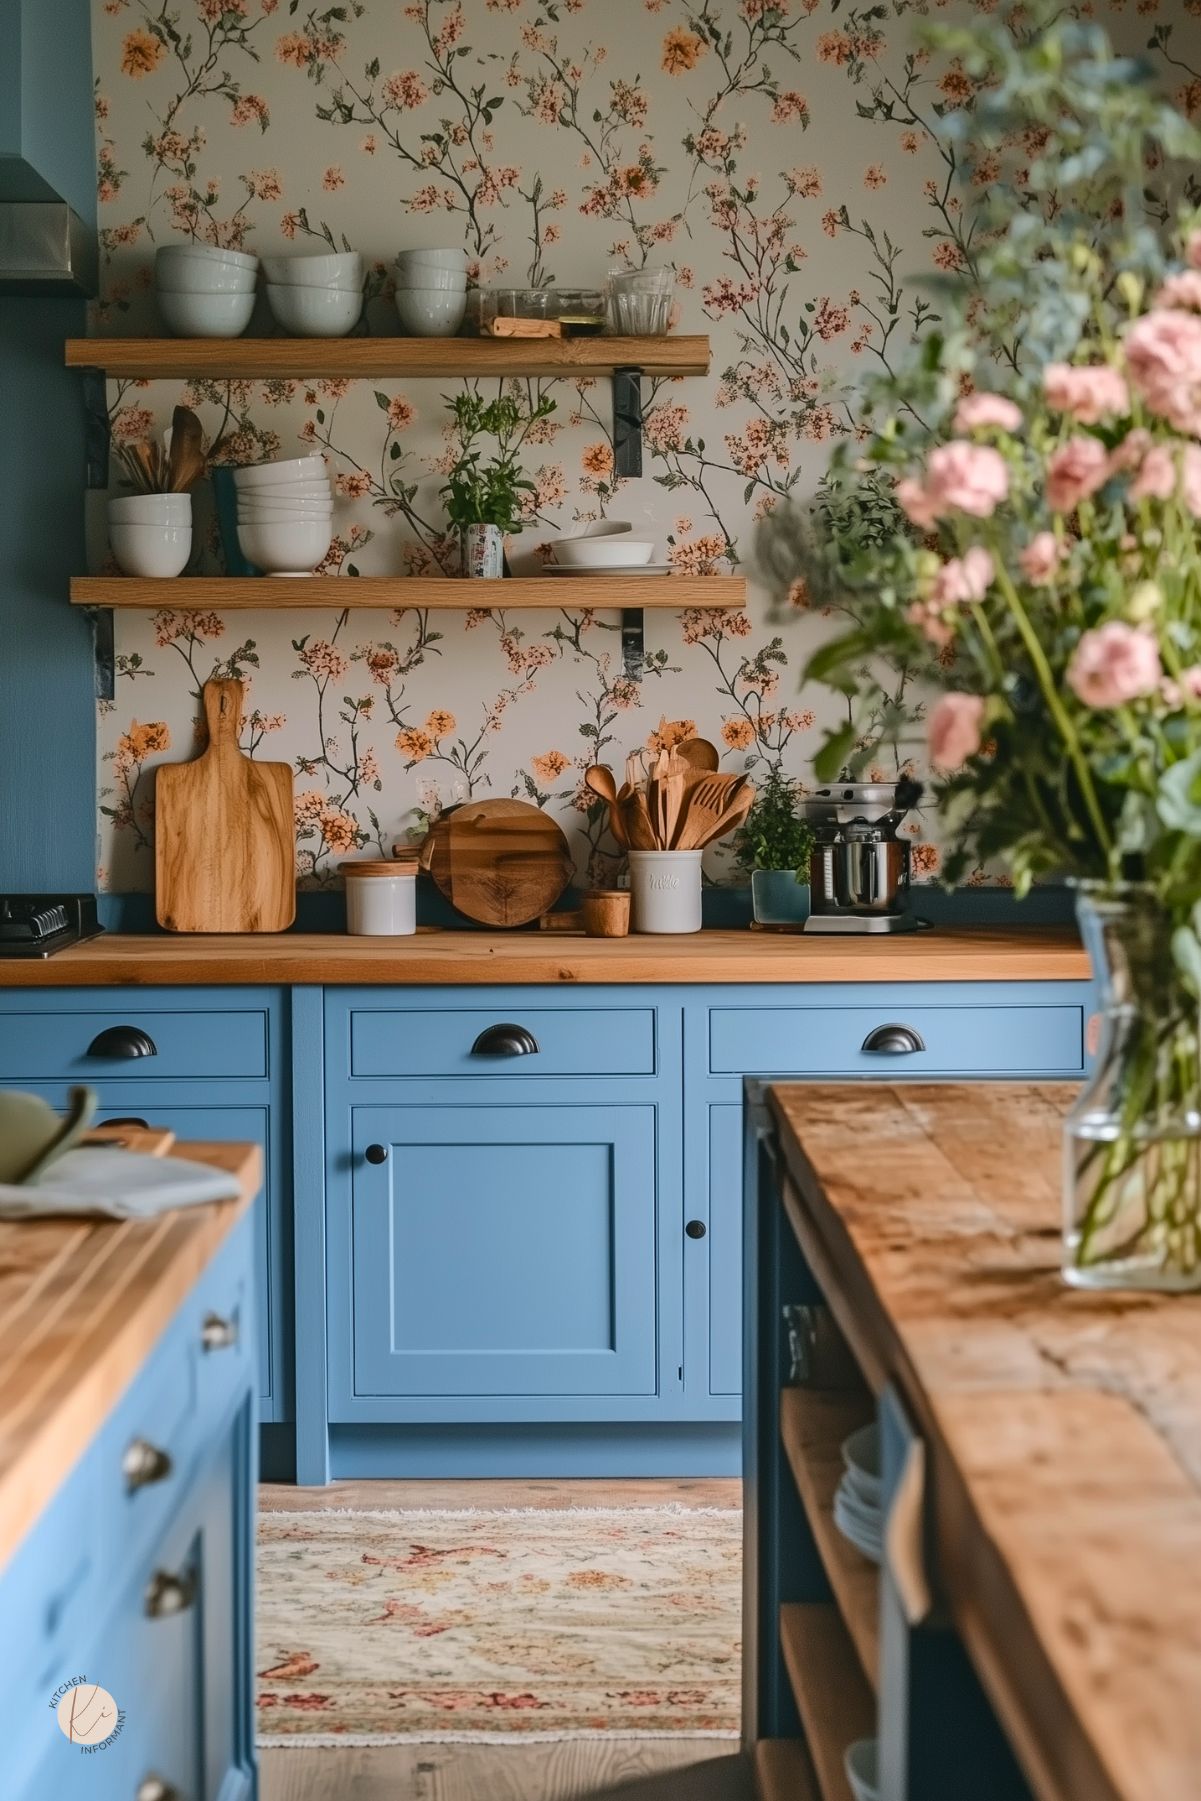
left=751, top=868, right=810, bottom=927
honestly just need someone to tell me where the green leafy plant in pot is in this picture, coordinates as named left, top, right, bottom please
left=439, top=391, right=555, bottom=577
left=734, top=769, right=814, bottom=926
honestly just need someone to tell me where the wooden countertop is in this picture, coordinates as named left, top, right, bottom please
left=0, top=926, right=1089, bottom=986
left=768, top=1081, right=1201, bottom=1801
left=0, top=1139, right=259, bottom=1574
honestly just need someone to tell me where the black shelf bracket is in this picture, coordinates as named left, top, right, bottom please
left=612, top=366, right=643, bottom=478
left=621, top=608, right=645, bottom=681
left=80, top=366, right=110, bottom=490
left=86, top=607, right=116, bottom=701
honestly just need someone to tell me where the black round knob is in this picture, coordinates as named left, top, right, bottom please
left=365, top=1143, right=389, bottom=1165
left=685, top=1219, right=707, bottom=1240
left=87, top=1025, right=158, bottom=1059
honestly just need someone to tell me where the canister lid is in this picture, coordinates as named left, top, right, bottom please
left=340, top=858, right=418, bottom=877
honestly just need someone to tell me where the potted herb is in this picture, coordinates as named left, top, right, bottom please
left=734, top=770, right=814, bottom=926
left=439, top=392, right=555, bottom=578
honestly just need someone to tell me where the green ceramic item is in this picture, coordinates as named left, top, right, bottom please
left=0, top=1087, right=97, bottom=1186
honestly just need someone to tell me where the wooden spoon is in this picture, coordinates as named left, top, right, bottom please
left=676, top=737, right=720, bottom=773
left=584, top=765, right=627, bottom=846
left=167, top=405, right=206, bottom=493
left=622, top=789, right=658, bottom=850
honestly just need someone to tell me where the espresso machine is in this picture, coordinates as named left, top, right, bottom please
left=801, top=776, right=925, bottom=934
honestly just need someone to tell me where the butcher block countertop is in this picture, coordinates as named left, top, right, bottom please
left=0, top=925, right=1089, bottom=986
left=769, top=1081, right=1201, bottom=1801
left=0, top=1139, right=259, bottom=1573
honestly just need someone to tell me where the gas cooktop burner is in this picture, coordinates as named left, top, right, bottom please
left=0, top=894, right=104, bottom=958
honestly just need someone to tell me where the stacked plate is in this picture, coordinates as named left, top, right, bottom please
left=833, top=1422, right=883, bottom=1563
left=156, top=244, right=259, bottom=338
left=548, top=521, right=670, bottom=577
left=233, top=456, right=333, bottom=577
left=394, top=247, right=467, bottom=337
left=262, top=251, right=363, bottom=337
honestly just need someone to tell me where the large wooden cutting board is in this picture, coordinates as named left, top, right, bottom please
left=155, top=679, right=295, bottom=933
left=419, top=798, right=573, bottom=927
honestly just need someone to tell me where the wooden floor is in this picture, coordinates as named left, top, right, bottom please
left=258, top=1478, right=745, bottom=1801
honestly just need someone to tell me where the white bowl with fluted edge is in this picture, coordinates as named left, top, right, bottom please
left=236, top=515, right=332, bottom=575
left=394, top=287, right=467, bottom=337
left=157, top=287, right=256, bottom=338
left=266, top=283, right=362, bottom=337
left=232, top=456, right=328, bottom=487
left=552, top=536, right=655, bottom=568
left=110, top=521, right=193, bottom=578
left=261, top=251, right=363, bottom=289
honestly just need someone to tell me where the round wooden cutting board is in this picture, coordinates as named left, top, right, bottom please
left=418, top=799, right=574, bottom=927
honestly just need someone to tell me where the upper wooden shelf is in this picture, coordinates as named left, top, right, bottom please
left=69, top=574, right=744, bottom=611
left=64, top=335, right=711, bottom=380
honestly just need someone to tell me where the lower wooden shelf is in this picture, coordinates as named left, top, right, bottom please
left=780, top=1603, right=875, bottom=1801
left=779, top=1385, right=880, bottom=1689
left=753, top=1736, right=821, bottom=1801
left=69, top=574, right=745, bottom=610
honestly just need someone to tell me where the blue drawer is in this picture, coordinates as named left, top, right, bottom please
left=347, top=1004, right=656, bottom=1078
left=0, top=1004, right=268, bottom=1081
left=709, top=1003, right=1084, bottom=1075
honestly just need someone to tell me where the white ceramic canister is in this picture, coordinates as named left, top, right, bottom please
left=628, top=849, right=703, bottom=934
left=341, top=859, right=417, bottom=936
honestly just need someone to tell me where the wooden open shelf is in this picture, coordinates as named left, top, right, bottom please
left=780, top=1603, right=876, bottom=1801
left=753, top=1737, right=821, bottom=1801
left=64, top=334, right=710, bottom=380
left=70, top=574, right=743, bottom=611
left=779, top=1386, right=880, bottom=1690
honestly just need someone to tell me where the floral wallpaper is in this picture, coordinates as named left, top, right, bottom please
left=88, top=0, right=1199, bottom=892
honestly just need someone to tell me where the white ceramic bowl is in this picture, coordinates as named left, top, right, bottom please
left=395, top=247, right=468, bottom=270
left=266, top=283, right=362, bottom=337
left=156, top=266, right=257, bottom=296
left=556, top=520, right=634, bottom=539
left=108, top=495, right=193, bottom=525
left=157, top=242, right=258, bottom=270
left=392, top=265, right=467, bottom=292
left=261, top=251, right=363, bottom=289
left=394, top=287, right=467, bottom=337
left=552, top=536, right=655, bottom=568
left=844, top=1741, right=879, bottom=1801
left=232, top=481, right=331, bottom=503
left=158, top=287, right=256, bottom=338
left=236, top=516, right=332, bottom=574
left=232, top=456, right=327, bottom=487
left=110, top=521, right=193, bottom=578
left=237, top=501, right=334, bottom=522
left=156, top=244, right=258, bottom=280
left=841, top=1423, right=882, bottom=1510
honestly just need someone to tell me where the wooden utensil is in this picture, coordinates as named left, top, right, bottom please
left=155, top=678, right=295, bottom=932
left=692, top=781, right=754, bottom=850
left=167, top=405, right=205, bottom=493
left=622, top=788, right=658, bottom=850
left=676, top=737, right=720, bottom=773
left=584, top=765, right=627, bottom=846
left=674, top=773, right=745, bottom=850
left=419, top=798, right=573, bottom=927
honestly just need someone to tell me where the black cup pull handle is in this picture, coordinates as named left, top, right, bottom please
left=861, top=1023, right=926, bottom=1055
left=470, top=1023, right=540, bottom=1058
left=87, top=1025, right=158, bottom=1059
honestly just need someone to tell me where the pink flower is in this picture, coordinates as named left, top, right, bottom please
left=1128, top=443, right=1177, bottom=501
left=1106, top=427, right=1152, bottom=475
left=923, top=441, right=1009, bottom=518
left=953, top=392, right=1022, bottom=434
left=896, top=475, right=939, bottom=529
left=931, top=545, right=994, bottom=605
left=1018, top=531, right=1061, bottom=585
left=906, top=601, right=953, bottom=649
left=1046, top=436, right=1110, bottom=512
left=1043, top=362, right=1129, bottom=424
left=1066, top=622, right=1162, bottom=709
left=1163, top=665, right=1201, bottom=707
left=1124, top=309, right=1201, bottom=434
left=928, top=693, right=985, bottom=771
left=1184, top=445, right=1201, bottom=517
left=1155, top=271, right=1201, bottom=313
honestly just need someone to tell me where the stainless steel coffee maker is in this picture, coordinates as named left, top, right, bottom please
left=800, top=775, right=924, bottom=934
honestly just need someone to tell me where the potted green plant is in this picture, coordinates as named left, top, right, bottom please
left=439, top=392, right=555, bottom=578
left=734, top=770, right=814, bottom=926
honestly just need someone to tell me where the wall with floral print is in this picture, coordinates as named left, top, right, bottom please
left=89, top=0, right=1199, bottom=892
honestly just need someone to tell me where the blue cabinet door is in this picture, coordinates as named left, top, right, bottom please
left=347, top=1103, right=658, bottom=1398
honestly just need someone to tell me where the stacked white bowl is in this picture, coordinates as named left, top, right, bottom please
left=156, top=244, right=258, bottom=338
left=262, top=251, right=363, bottom=338
left=108, top=492, right=193, bottom=577
left=233, top=456, right=333, bottom=576
left=394, top=248, right=467, bottom=337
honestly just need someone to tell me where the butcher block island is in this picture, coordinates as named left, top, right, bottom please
left=0, top=1141, right=260, bottom=1801
left=745, top=1082, right=1201, bottom=1801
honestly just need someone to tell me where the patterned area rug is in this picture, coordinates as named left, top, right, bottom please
left=256, top=1506, right=742, bottom=1745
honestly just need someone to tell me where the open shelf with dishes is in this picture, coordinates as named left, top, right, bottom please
left=64, top=334, right=711, bottom=380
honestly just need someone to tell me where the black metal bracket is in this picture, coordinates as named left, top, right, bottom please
left=612, top=366, right=643, bottom=478
left=621, top=608, right=645, bottom=681
left=87, top=607, right=115, bottom=701
left=80, top=366, right=110, bottom=490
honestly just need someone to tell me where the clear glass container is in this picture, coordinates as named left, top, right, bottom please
left=1065, top=882, right=1201, bottom=1290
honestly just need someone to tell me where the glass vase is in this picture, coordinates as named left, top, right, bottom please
left=1065, top=883, right=1201, bottom=1290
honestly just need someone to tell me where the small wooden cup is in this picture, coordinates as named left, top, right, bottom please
left=581, top=889, right=630, bottom=937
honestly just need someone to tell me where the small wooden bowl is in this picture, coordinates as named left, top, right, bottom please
left=581, top=889, right=630, bottom=938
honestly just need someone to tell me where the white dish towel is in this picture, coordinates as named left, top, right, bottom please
left=0, top=1147, right=242, bottom=1220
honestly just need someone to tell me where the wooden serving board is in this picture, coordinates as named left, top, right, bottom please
left=419, top=798, right=573, bottom=927
left=155, top=679, right=295, bottom=934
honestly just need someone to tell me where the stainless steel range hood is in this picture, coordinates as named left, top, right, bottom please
left=0, top=202, right=98, bottom=296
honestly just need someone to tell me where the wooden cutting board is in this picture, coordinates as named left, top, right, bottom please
left=419, top=798, right=573, bottom=927
left=155, top=679, right=295, bottom=933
